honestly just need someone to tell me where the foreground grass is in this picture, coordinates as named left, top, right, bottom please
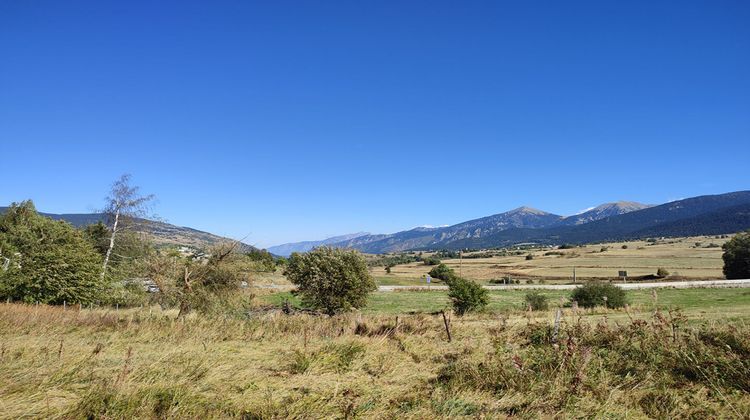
left=1, top=299, right=748, bottom=419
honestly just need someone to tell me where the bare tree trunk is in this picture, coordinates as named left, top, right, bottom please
left=101, top=209, right=120, bottom=280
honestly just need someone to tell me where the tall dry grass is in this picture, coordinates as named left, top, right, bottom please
left=0, top=302, right=748, bottom=418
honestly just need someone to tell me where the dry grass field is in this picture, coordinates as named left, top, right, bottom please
left=1, top=293, right=749, bottom=419
left=4, top=235, right=742, bottom=418
left=375, top=236, right=730, bottom=285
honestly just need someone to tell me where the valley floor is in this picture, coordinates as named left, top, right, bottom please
left=374, top=236, right=730, bottom=284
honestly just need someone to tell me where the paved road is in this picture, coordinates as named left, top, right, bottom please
left=378, top=279, right=750, bottom=292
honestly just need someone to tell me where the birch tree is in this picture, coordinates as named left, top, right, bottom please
left=101, top=174, right=154, bottom=280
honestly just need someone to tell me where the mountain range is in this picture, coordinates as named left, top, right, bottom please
left=267, top=232, right=370, bottom=257
left=0, top=207, right=258, bottom=252
left=271, top=192, right=750, bottom=254
left=5, top=190, right=749, bottom=255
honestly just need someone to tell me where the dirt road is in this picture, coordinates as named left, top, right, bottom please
left=378, top=279, right=750, bottom=292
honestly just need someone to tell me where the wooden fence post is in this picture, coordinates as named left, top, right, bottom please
left=441, top=310, right=452, bottom=342
left=552, top=308, right=562, bottom=343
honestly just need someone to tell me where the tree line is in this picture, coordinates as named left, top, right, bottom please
left=2, top=174, right=749, bottom=318
left=0, top=175, right=275, bottom=317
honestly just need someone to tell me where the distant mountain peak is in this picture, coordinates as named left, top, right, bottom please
left=562, top=201, right=651, bottom=225
left=509, top=206, right=550, bottom=215
left=598, top=201, right=647, bottom=209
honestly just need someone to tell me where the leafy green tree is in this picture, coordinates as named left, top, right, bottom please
left=446, top=277, right=488, bottom=315
left=83, top=221, right=110, bottom=256
left=571, top=282, right=628, bottom=309
left=428, top=263, right=456, bottom=282
left=284, top=247, right=376, bottom=315
left=723, top=232, right=750, bottom=279
left=0, top=201, right=106, bottom=304
left=656, top=267, right=670, bottom=278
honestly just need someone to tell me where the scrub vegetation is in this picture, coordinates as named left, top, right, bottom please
left=1, top=297, right=749, bottom=418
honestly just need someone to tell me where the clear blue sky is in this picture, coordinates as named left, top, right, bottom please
left=1, top=1, right=748, bottom=248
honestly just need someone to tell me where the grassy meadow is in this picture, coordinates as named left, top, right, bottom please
left=264, top=287, right=750, bottom=321
left=2, top=234, right=747, bottom=418
left=2, top=288, right=749, bottom=418
left=375, top=236, right=730, bottom=285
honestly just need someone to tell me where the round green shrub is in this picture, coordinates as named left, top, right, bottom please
left=524, top=291, right=549, bottom=311
left=571, top=282, right=628, bottom=309
left=284, top=246, right=376, bottom=315
left=428, top=263, right=456, bottom=282
left=422, top=256, right=441, bottom=266
left=446, top=277, right=488, bottom=315
left=723, top=232, right=750, bottom=279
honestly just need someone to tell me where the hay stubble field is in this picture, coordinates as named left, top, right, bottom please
left=376, top=236, right=730, bottom=285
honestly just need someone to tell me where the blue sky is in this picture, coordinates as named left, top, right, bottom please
left=1, top=1, right=748, bottom=248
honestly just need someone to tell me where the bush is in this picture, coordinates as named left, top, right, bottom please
left=489, top=276, right=512, bottom=285
left=284, top=247, right=376, bottom=315
left=246, top=248, right=276, bottom=272
left=147, top=242, right=253, bottom=317
left=446, top=277, right=488, bottom=315
left=525, top=254, right=534, bottom=260
left=722, top=232, right=750, bottom=279
left=621, top=245, right=628, bottom=249
left=524, top=291, right=549, bottom=311
left=571, top=282, right=628, bottom=309
left=428, top=263, right=456, bottom=282
left=0, top=201, right=106, bottom=305
left=656, top=268, right=670, bottom=278
left=422, top=256, right=441, bottom=266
